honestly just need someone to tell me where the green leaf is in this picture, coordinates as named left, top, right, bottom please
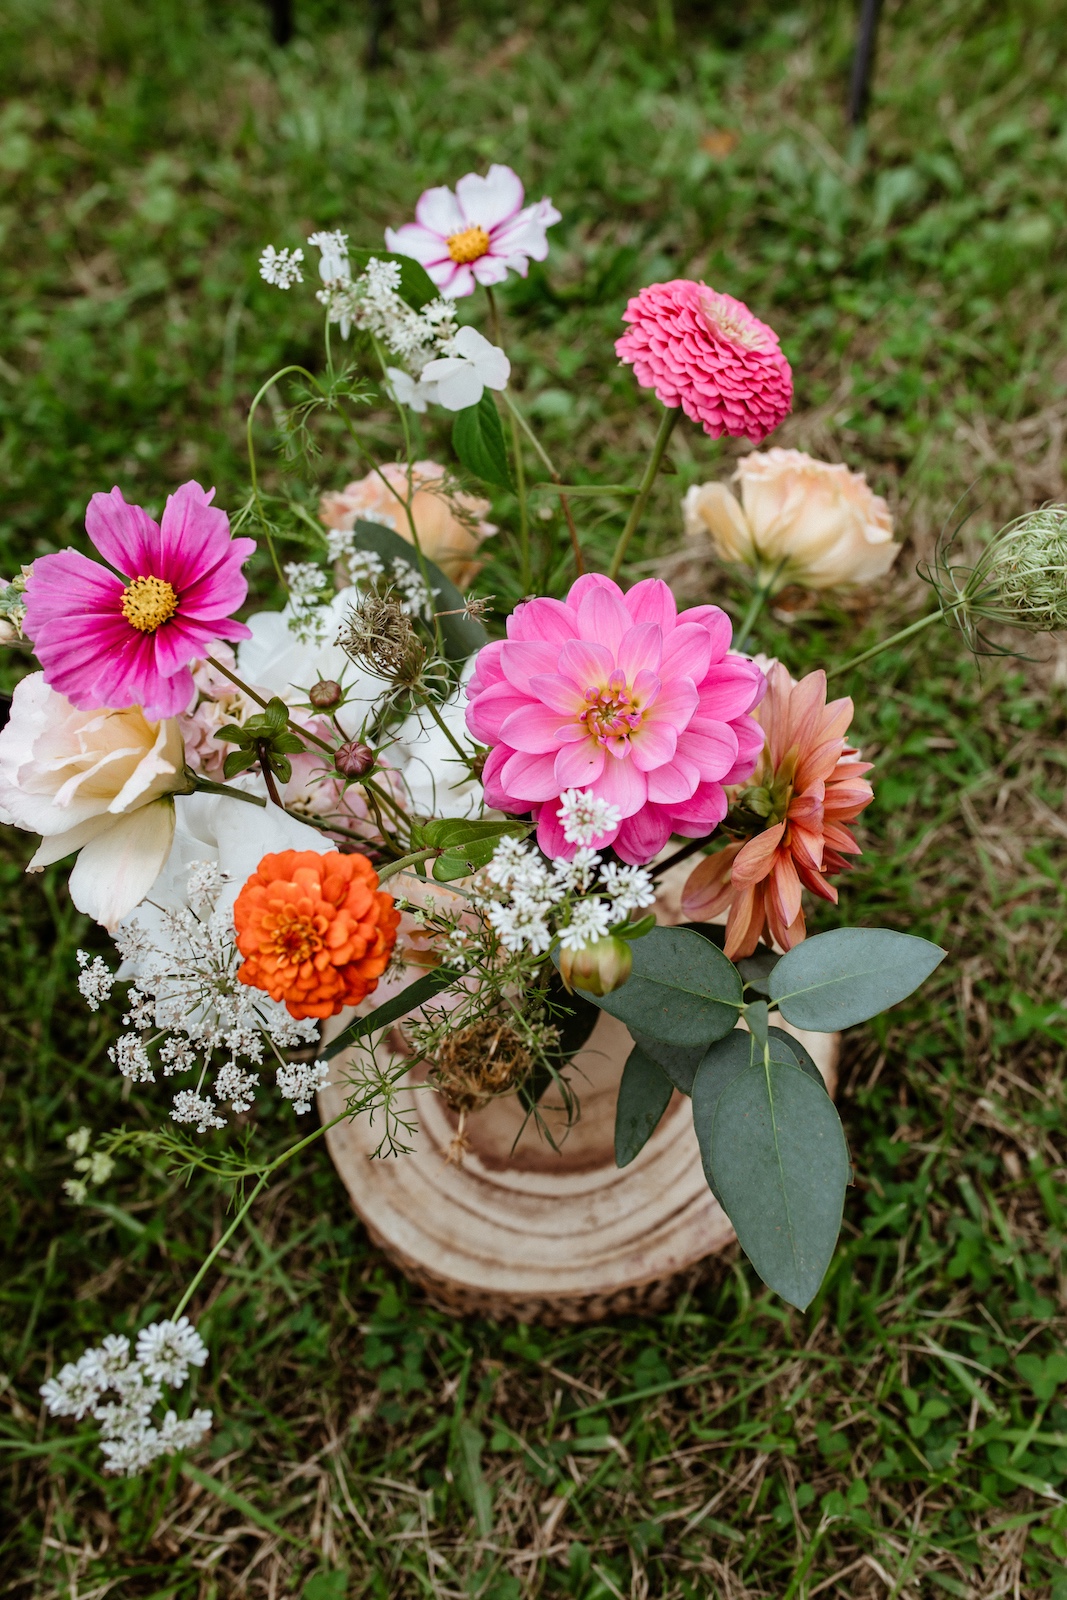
left=321, top=966, right=461, bottom=1060
left=738, top=945, right=780, bottom=995
left=222, top=749, right=257, bottom=779
left=554, top=927, right=742, bottom=1049
left=767, top=1026, right=825, bottom=1089
left=452, top=391, right=513, bottom=490
left=615, top=1045, right=674, bottom=1167
left=769, top=928, right=946, bottom=1031
left=691, top=1030, right=760, bottom=1199
left=628, top=1032, right=704, bottom=1095
left=346, top=519, right=488, bottom=663
left=304, top=1573, right=349, bottom=1600
left=432, top=835, right=506, bottom=881
left=709, top=1056, right=850, bottom=1309
left=417, top=818, right=523, bottom=850
left=455, top=1418, right=494, bottom=1536
left=347, top=245, right=439, bottom=311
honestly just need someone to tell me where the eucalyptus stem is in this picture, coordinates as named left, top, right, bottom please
left=825, top=601, right=962, bottom=681
left=607, top=406, right=680, bottom=582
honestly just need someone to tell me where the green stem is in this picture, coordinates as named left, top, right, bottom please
left=508, top=402, right=531, bottom=593
left=420, top=693, right=471, bottom=764
left=825, top=602, right=962, bottom=681
left=607, top=407, right=680, bottom=582
left=188, top=775, right=267, bottom=808
left=204, top=655, right=334, bottom=756
left=246, top=364, right=320, bottom=588
left=732, top=583, right=773, bottom=654
left=377, top=847, right=438, bottom=884
left=171, top=1113, right=350, bottom=1321
left=503, top=391, right=584, bottom=577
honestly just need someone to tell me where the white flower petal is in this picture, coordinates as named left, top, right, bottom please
left=454, top=164, right=525, bottom=230
left=68, top=800, right=176, bottom=929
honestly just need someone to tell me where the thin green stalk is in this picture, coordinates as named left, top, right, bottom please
left=204, top=655, right=334, bottom=756
left=170, top=1113, right=350, bottom=1321
left=503, top=391, right=584, bottom=576
left=377, top=847, right=438, bottom=884
left=825, top=601, right=962, bottom=680
left=188, top=775, right=267, bottom=808
left=246, top=363, right=320, bottom=587
left=420, top=692, right=471, bottom=764
left=509, top=401, right=531, bottom=593
left=607, top=407, right=680, bottom=581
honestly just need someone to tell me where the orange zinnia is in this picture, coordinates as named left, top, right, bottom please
left=682, top=665, right=873, bottom=960
left=233, top=849, right=400, bottom=1020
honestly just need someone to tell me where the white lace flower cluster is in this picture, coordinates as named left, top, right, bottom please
left=475, top=825, right=656, bottom=958
left=63, top=1126, right=115, bottom=1205
left=284, top=560, right=332, bottom=644
left=40, top=1320, right=211, bottom=1476
left=95, top=863, right=322, bottom=1132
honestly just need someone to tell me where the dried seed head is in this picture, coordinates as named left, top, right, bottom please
left=979, top=506, right=1067, bottom=633
left=334, top=741, right=375, bottom=779
left=339, top=592, right=426, bottom=687
left=430, top=1016, right=532, bottom=1115
left=309, top=679, right=343, bottom=709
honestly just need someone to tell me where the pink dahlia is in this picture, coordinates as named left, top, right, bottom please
left=385, top=164, right=561, bottom=299
left=465, top=574, right=766, bottom=865
left=23, top=482, right=256, bottom=721
left=615, top=280, right=792, bottom=443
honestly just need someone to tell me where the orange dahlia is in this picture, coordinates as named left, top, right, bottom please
left=681, top=664, right=873, bottom=960
left=233, top=849, right=400, bottom=1020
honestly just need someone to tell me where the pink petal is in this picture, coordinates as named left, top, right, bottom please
left=507, top=596, right=579, bottom=647
left=158, top=482, right=240, bottom=593
left=456, top=165, right=525, bottom=230
left=385, top=223, right=454, bottom=267
left=660, top=622, right=712, bottom=685
left=414, top=185, right=465, bottom=238
left=695, top=662, right=764, bottom=722
left=616, top=622, right=663, bottom=681
left=24, top=550, right=123, bottom=629
left=499, top=640, right=561, bottom=693
left=558, top=638, right=613, bottom=689
left=675, top=718, right=739, bottom=781
left=677, top=603, right=732, bottom=660
left=465, top=680, right=530, bottom=743
left=576, top=583, right=631, bottom=657
left=500, top=748, right=561, bottom=802
left=614, top=806, right=673, bottom=866
left=471, top=255, right=510, bottom=286
left=664, top=780, right=729, bottom=834
left=594, top=755, right=647, bottom=819
left=480, top=744, right=514, bottom=811
left=566, top=573, right=619, bottom=609
left=85, top=487, right=162, bottom=577
left=721, top=716, right=764, bottom=784
left=643, top=678, right=698, bottom=733
left=536, top=805, right=571, bottom=858
left=553, top=740, right=604, bottom=789
left=623, top=578, right=677, bottom=632
left=527, top=673, right=587, bottom=715
left=645, top=754, right=701, bottom=804
left=499, top=703, right=572, bottom=754
left=629, top=718, right=678, bottom=773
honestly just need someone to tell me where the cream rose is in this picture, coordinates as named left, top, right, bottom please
left=683, top=448, right=900, bottom=591
left=0, top=674, right=187, bottom=928
left=320, top=460, right=496, bottom=589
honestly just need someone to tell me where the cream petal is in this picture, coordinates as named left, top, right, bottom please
left=67, top=801, right=177, bottom=929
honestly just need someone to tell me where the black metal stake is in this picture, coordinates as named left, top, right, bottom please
left=848, top=0, right=883, bottom=125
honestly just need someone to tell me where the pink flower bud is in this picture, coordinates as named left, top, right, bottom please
left=309, top=679, right=343, bottom=709
left=559, top=936, right=633, bottom=997
left=335, top=741, right=374, bottom=779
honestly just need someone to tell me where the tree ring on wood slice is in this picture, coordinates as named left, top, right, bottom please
left=318, top=860, right=839, bottom=1323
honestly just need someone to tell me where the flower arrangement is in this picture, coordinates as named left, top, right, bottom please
left=5, top=160, right=1061, bottom=1484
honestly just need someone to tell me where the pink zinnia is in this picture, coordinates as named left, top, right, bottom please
left=615, top=280, right=792, bottom=443
left=23, top=482, right=256, bottom=720
left=465, top=574, right=765, bottom=865
left=385, top=164, right=561, bottom=299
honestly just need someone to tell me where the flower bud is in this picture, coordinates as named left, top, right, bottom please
left=309, top=679, right=343, bottom=709
left=559, top=935, right=633, bottom=997
left=335, top=741, right=374, bottom=779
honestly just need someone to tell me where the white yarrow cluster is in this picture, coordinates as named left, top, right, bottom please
left=276, top=1058, right=331, bottom=1114
left=259, top=244, right=305, bottom=288
left=557, top=788, right=624, bottom=847
left=477, top=835, right=656, bottom=956
left=103, top=863, right=318, bottom=1131
left=76, top=950, right=114, bottom=1011
left=40, top=1320, right=211, bottom=1477
left=284, top=560, right=332, bottom=643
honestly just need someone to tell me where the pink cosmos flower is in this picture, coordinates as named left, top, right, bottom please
left=465, top=574, right=766, bottom=865
left=23, top=482, right=256, bottom=721
left=385, top=164, right=561, bottom=299
left=615, top=280, right=792, bottom=443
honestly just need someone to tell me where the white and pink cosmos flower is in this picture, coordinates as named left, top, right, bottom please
left=465, top=575, right=766, bottom=865
left=385, top=164, right=561, bottom=299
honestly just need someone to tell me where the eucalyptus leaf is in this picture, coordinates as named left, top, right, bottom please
left=767, top=1026, right=825, bottom=1090
left=737, top=945, right=780, bottom=995
left=690, top=1030, right=758, bottom=1199
left=614, top=1045, right=674, bottom=1168
left=710, top=1057, right=849, bottom=1309
left=452, top=392, right=513, bottom=490
left=553, top=927, right=742, bottom=1049
left=769, top=928, right=946, bottom=1031
left=346, top=519, right=488, bottom=662
left=628, top=1032, right=704, bottom=1095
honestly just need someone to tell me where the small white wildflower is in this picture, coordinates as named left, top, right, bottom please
left=556, top=788, right=623, bottom=847
left=186, top=860, right=225, bottom=918
left=276, top=1058, right=330, bottom=1115
left=63, top=1178, right=89, bottom=1204
left=389, top=556, right=435, bottom=619
left=259, top=244, right=305, bottom=288
left=308, top=229, right=350, bottom=282
left=159, top=1036, right=197, bottom=1076
left=157, top=1407, right=213, bottom=1452
left=285, top=560, right=329, bottom=602
left=40, top=1353, right=105, bottom=1420
left=76, top=952, right=114, bottom=1011
left=600, top=862, right=656, bottom=918
left=136, top=1318, right=209, bottom=1387
left=485, top=835, right=533, bottom=889
left=551, top=848, right=601, bottom=894
left=171, top=1091, right=225, bottom=1134
left=109, top=1033, right=154, bottom=1084
left=65, top=1126, right=91, bottom=1157
left=85, top=1335, right=131, bottom=1384
left=558, top=898, right=614, bottom=952
left=487, top=899, right=553, bottom=955
left=214, top=1062, right=259, bottom=1114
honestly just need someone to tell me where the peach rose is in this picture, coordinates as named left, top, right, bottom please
left=320, top=461, right=496, bottom=590
left=683, top=448, right=900, bottom=592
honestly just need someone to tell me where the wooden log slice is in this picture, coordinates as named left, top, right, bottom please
left=319, top=1007, right=837, bottom=1324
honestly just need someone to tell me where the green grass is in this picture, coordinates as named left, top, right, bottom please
left=4, top=0, right=1067, bottom=1594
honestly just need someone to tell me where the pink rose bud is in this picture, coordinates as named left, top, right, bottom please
left=559, top=936, right=633, bottom=997
left=335, top=741, right=374, bottom=779
left=309, top=679, right=343, bottom=709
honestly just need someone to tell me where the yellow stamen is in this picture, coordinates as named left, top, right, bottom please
left=121, top=575, right=179, bottom=633
left=446, top=225, right=490, bottom=265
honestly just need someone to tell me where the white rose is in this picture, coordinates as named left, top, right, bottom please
left=683, top=448, right=901, bottom=592
left=0, top=674, right=186, bottom=928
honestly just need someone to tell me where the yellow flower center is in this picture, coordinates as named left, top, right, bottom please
left=700, top=289, right=765, bottom=349
left=121, top=575, right=179, bottom=633
left=446, top=225, right=491, bottom=265
left=577, top=673, right=646, bottom=750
